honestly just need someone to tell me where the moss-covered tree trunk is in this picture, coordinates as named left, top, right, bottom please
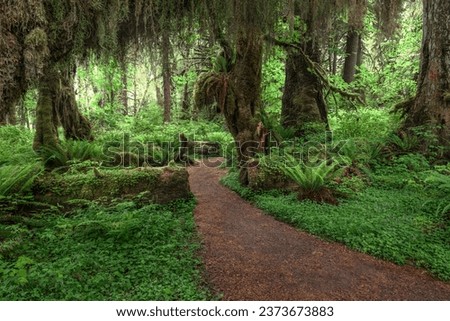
left=405, top=0, right=450, bottom=157
left=0, top=94, right=18, bottom=125
left=281, top=42, right=328, bottom=134
left=224, top=29, right=263, bottom=184
left=33, top=64, right=93, bottom=150
left=54, top=65, right=93, bottom=141
left=33, top=67, right=59, bottom=151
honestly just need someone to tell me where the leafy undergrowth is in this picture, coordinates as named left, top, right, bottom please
left=221, top=168, right=450, bottom=281
left=0, top=199, right=211, bottom=300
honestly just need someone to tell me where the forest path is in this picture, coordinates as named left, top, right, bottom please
left=187, top=159, right=450, bottom=300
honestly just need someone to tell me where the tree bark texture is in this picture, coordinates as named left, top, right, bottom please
left=162, top=30, right=172, bottom=123
left=406, top=0, right=450, bottom=156
left=223, top=29, right=263, bottom=184
left=33, top=67, right=59, bottom=151
left=0, top=93, right=18, bottom=125
left=343, top=29, right=361, bottom=83
left=281, top=42, right=328, bottom=133
left=0, top=32, right=23, bottom=126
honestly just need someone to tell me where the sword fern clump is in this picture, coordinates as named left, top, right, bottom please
left=278, top=155, right=338, bottom=205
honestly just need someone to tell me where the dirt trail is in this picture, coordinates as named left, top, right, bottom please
left=188, top=160, right=450, bottom=300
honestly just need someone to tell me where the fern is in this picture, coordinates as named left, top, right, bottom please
left=39, top=145, right=69, bottom=168
left=425, top=173, right=450, bottom=217
left=63, top=140, right=103, bottom=162
left=279, top=155, right=336, bottom=192
left=0, top=164, right=43, bottom=196
left=39, top=140, right=104, bottom=168
left=388, top=133, right=419, bottom=153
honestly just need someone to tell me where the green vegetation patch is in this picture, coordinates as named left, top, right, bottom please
left=0, top=199, right=210, bottom=300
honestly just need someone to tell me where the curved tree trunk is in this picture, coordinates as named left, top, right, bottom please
left=281, top=41, right=328, bottom=134
left=405, top=0, right=450, bottom=157
left=33, top=64, right=93, bottom=150
left=54, top=65, right=93, bottom=141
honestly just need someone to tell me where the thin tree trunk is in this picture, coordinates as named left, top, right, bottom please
left=343, top=29, right=360, bottom=83
left=181, top=82, right=190, bottom=117
left=155, top=85, right=164, bottom=108
left=161, top=30, right=172, bottom=123
left=19, top=97, right=26, bottom=126
left=120, top=58, right=129, bottom=116
left=405, top=0, right=450, bottom=157
left=332, top=51, right=338, bottom=75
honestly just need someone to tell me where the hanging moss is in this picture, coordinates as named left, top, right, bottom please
left=24, top=28, right=50, bottom=84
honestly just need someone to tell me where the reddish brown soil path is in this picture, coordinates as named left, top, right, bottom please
left=188, top=160, right=450, bottom=300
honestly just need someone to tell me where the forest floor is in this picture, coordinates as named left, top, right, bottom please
left=188, top=158, right=450, bottom=300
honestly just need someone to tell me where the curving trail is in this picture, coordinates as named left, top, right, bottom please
left=188, top=159, right=450, bottom=300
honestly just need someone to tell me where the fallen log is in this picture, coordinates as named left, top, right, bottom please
left=33, top=166, right=191, bottom=206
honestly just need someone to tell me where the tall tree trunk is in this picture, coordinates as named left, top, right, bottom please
left=343, top=29, right=361, bottom=83
left=405, top=0, right=450, bottom=157
left=281, top=41, right=328, bottom=134
left=33, top=67, right=59, bottom=151
left=223, top=29, right=263, bottom=184
left=161, top=30, right=172, bottom=123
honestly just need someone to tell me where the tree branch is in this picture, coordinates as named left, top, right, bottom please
left=264, top=35, right=365, bottom=105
